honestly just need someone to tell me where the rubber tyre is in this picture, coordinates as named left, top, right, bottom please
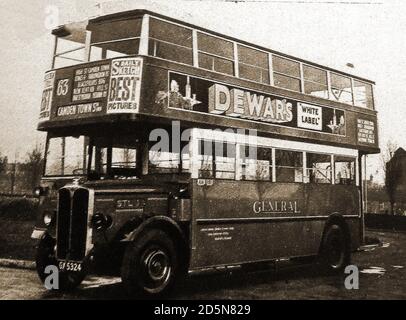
left=35, top=235, right=86, bottom=291
left=121, top=229, right=179, bottom=298
left=320, top=223, right=351, bottom=274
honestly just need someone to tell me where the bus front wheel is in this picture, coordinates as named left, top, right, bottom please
left=320, top=223, right=351, bottom=273
left=121, top=229, right=179, bottom=298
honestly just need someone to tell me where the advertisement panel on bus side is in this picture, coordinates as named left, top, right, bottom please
left=38, top=57, right=143, bottom=122
left=154, top=72, right=347, bottom=136
left=147, top=68, right=378, bottom=153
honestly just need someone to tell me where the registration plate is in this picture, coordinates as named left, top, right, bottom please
left=58, top=261, right=82, bottom=272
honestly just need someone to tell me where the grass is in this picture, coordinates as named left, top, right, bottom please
left=0, top=197, right=38, bottom=260
left=0, top=196, right=38, bottom=220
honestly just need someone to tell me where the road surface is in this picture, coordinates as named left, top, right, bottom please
left=0, top=231, right=405, bottom=300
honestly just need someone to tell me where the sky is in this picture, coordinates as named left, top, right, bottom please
left=0, top=0, right=405, bottom=183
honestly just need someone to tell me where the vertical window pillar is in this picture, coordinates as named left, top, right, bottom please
left=139, top=14, right=150, bottom=55
left=350, top=77, right=356, bottom=106
left=300, top=63, right=305, bottom=93
left=51, top=35, right=58, bottom=69
left=84, top=30, right=92, bottom=62
left=233, top=42, right=239, bottom=77
left=363, top=154, right=368, bottom=212
left=331, top=154, right=335, bottom=185
left=268, top=53, right=274, bottom=86
left=190, top=129, right=199, bottom=179
left=43, top=136, right=50, bottom=176
left=106, top=147, right=113, bottom=178
left=211, top=140, right=216, bottom=177
left=303, top=151, right=308, bottom=183
left=271, top=148, right=276, bottom=182
left=83, top=137, right=88, bottom=171
left=141, top=142, right=149, bottom=176
left=371, top=85, right=376, bottom=110
left=327, top=71, right=332, bottom=100
left=235, top=144, right=242, bottom=181
left=192, top=29, right=199, bottom=68
left=61, top=137, right=66, bottom=175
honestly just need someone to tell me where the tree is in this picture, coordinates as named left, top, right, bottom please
left=383, top=141, right=401, bottom=215
left=0, top=153, right=7, bottom=174
left=381, top=140, right=398, bottom=169
left=24, top=145, right=44, bottom=190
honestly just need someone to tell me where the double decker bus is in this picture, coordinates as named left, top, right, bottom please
left=31, top=9, right=379, bottom=296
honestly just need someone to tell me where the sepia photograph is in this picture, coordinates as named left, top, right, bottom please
left=0, top=0, right=405, bottom=307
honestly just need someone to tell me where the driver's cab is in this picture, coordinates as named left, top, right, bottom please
left=41, top=128, right=190, bottom=191
left=87, top=135, right=144, bottom=181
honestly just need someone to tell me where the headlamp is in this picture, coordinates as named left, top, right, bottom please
left=43, top=210, right=55, bottom=226
left=33, top=186, right=48, bottom=197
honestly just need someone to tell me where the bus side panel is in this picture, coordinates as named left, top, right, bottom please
left=189, top=179, right=360, bottom=269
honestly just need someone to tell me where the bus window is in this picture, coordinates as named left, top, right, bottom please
left=112, top=148, right=137, bottom=169
left=272, top=55, right=301, bottom=92
left=149, top=150, right=179, bottom=174
left=197, top=140, right=214, bottom=178
left=330, top=73, right=353, bottom=105
left=197, top=140, right=236, bottom=179
left=64, top=136, right=86, bottom=175
left=95, top=147, right=138, bottom=178
left=214, top=142, right=236, bottom=180
left=149, top=18, right=193, bottom=65
left=275, top=149, right=303, bottom=183
left=45, top=136, right=86, bottom=176
left=197, top=32, right=234, bottom=75
left=240, top=146, right=272, bottom=181
left=54, top=39, right=86, bottom=68
left=88, top=146, right=140, bottom=179
left=91, top=39, right=140, bottom=60
left=181, top=153, right=190, bottom=173
left=88, top=146, right=107, bottom=177
left=149, top=146, right=191, bottom=174
left=303, top=65, right=329, bottom=99
left=334, top=156, right=356, bottom=185
left=306, top=153, right=332, bottom=184
left=45, top=138, right=63, bottom=176
left=353, top=80, right=374, bottom=109
left=149, top=132, right=190, bottom=175
left=237, top=45, right=269, bottom=84
left=89, top=18, right=142, bottom=60
left=53, top=22, right=87, bottom=68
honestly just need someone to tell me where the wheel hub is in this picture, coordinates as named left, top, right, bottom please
left=144, top=250, right=170, bottom=282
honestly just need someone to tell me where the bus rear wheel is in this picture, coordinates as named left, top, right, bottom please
left=121, top=229, right=179, bottom=298
left=320, top=223, right=350, bottom=273
left=35, top=235, right=86, bottom=291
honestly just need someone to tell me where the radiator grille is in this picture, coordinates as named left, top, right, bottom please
left=56, top=188, right=89, bottom=261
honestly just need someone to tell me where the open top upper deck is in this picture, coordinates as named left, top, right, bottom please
left=38, top=9, right=379, bottom=154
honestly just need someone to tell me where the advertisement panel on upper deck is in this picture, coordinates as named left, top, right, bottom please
left=147, top=68, right=378, bottom=153
left=107, top=58, right=143, bottom=114
left=39, top=71, right=56, bottom=122
left=155, top=72, right=347, bottom=137
left=38, top=57, right=143, bottom=122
